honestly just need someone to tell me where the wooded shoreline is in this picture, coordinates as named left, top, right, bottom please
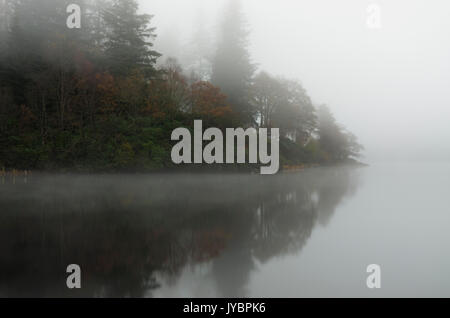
left=0, top=0, right=364, bottom=172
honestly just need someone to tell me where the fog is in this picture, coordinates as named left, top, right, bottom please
left=143, top=0, right=450, bottom=163
left=4, top=165, right=450, bottom=297
left=3, top=0, right=450, bottom=298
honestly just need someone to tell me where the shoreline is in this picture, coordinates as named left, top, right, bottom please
left=0, top=160, right=368, bottom=180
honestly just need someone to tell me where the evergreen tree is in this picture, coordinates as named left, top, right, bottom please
left=182, top=9, right=213, bottom=81
left=211, top=0, right=255, bottom=125
left=103, top=0, right=160, bottom=77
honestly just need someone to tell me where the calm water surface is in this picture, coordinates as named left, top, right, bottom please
left=1, top=163, right=450, bottom=297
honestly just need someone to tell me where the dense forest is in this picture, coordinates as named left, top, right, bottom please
left=0, top=0, right=363, bottom=172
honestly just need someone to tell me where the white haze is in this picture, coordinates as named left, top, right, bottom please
left=140, top=0, right=450, bottom=163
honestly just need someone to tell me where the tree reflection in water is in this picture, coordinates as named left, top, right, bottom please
left=0, top=167, right=361, bottom=297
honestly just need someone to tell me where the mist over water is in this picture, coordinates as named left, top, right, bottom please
left=2, top=164, right=450, bottom=297
left=0, top=168, right=358, bottom=297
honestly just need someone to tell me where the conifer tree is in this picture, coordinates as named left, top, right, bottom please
left=211, top=0, right=255, bottom=125
left=103, top=0, right=160, bottom=77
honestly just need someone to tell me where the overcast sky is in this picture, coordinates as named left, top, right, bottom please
left=140, top=0, right=450, bottom=162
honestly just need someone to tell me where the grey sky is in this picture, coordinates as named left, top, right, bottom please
left=140, top=0, right=450, bottom=162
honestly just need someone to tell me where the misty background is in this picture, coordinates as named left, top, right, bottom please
left=144, top=0, right=450, bottom=163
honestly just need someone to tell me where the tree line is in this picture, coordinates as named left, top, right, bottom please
left=0, top=0, right=363, bottom=171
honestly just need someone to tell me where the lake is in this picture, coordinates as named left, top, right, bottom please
left=1, top=163, right=450, bottom=297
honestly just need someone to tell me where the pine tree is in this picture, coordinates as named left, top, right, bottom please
left=103, top=0, right=160, bottom=77
left=211, top=0, right=255, bottom=126
left=182, top=9, right=213, bottom=81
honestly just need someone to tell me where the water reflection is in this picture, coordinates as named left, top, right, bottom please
left=0, top=167, right=361, bottom=297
